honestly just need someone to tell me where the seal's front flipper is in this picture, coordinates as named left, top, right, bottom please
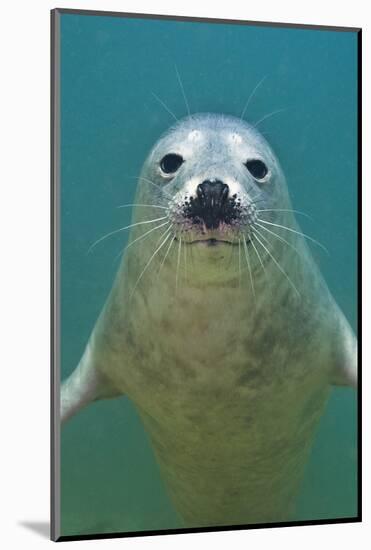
left=330, top=314, right=357, bottom=389
left=61, top=339, right=121, bottom=424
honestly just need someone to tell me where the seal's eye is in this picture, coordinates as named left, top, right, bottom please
left=244, top=159, right=268, bottom=180
left=160, top=153, right=184, bottom=174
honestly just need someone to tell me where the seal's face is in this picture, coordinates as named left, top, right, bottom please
left=141, top=113, right=286, bottom=247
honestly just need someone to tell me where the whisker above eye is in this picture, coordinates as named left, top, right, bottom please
left=253, top=108, right=287, bottom=129
left=240, top=75, right=268, bottom=120
left=175, top=64, right=190, bottom=117
left=151, top=91, right=179, bottom=122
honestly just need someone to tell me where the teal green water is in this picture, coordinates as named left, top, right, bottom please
left=59, top=13, right=358, bottom=537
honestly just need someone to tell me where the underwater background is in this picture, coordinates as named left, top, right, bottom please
left=59, top=12, right=358, bottom=537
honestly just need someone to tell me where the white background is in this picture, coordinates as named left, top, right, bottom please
left=0, top=0, right=369, bottom=548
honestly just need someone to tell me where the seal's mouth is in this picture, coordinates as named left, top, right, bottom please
left=176, top=236, right=251, bottom=246
left=185, top=238, right=235, bottom=246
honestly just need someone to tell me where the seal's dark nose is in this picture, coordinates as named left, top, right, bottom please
left=196, top=180, right=229, bottom=211
left=187, top=179, right=230, bottom=229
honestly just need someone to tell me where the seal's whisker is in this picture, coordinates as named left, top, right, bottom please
left=255, top=222, right=307, bottom=261
left=175, top=64, right=190, bottom=116
left=133, top=176, right=173, bottom=199
left=250, top=234, right=266, bottom=274
left=250, top=198, right=266, bottom=206
left=113, top=221, right=170, bottom=265
left=189, top=237, right=195, bottom=269
left=257, top=208, right=313, bottom=220
left=240, top=75, right=268, bottom=120
left=130, top=228, right=173, bottom=299
left=253, top=108, right=286, bottom=129
left=257, top=218, right=328, bottom=254
left=158, top=233, right=176, bottom=277
left=227, top=237, right=236, bottom=268
left=253, top=224, right=285, bottom=254
left=252, top=229, right=301, bottom=298
left=243, top=236, right=256, bottom=301
left=184, top=238, right=188, bottom=284
left=117, top=203, right=169, bottom=210
left=88, top=216, right=168, bottom=254
left=250, top=193, right=265, bottom=204
left=152, top=225, right=173, bottom=249
left=151, top=91, right=178, bottom=122
left=176, top=237, right=182, bottom=293
left=258, top=130, right=274, bottom=139
left=247, top=185, right=264, bottom=203
left=252, top=225, right=274, bottom=248
left=238, top=239, right=242, bottom=288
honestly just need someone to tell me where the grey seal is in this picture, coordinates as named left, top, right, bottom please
left=61, top=113, right=357, bottom=527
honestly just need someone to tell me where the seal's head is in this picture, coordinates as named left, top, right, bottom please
left=139, top=113, right=289, bottom=248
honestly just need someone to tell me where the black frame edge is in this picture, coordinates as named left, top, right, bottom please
left=53, top=7, right=361, bottom=33
left=356, top=28, right=362, bottom=523
left=50, top=7, right=55, bottom=542
left=56, top=516, right=361, bottom=543
left=51, top=7, right=61, bottom=543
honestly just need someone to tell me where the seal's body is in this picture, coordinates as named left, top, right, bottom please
left=61, top=114, right=357, bottom=527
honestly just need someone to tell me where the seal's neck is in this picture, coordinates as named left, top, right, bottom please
left=121, top=224, right=312, bottom=318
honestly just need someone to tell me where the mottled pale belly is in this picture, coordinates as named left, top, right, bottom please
left=135, top=382, right=330, bottom=527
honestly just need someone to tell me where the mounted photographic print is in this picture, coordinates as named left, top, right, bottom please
left=51, top=8, right=361, bottom=542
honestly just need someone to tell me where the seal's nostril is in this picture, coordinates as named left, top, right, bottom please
left=196, top=183, right=206, bottom=202
left=221, top=184, right=229, bottom=204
